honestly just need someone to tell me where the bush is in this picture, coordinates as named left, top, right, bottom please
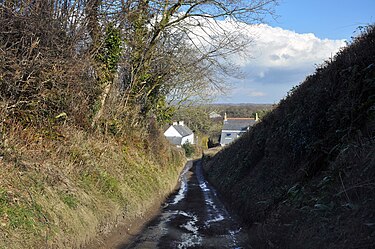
left=182, top=142, right=195, bottom=157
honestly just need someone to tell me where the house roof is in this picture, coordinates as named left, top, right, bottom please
left=166, top=136, right=183, bottom=145
left=222, top=118, right=256, bottom=131
left=173, top=124, right=193, bottom=137
left=209, top=111, right=222, bottom=119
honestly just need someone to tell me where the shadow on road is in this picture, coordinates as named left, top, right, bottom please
left=118, top=160, right=250, bottom=249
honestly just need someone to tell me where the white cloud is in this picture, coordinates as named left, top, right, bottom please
left=215, top=23, right=346, bottom=103
left=179, top=18, right=346, bottom=103
left=231, top=24, right=345, bottom=69
left=248, top=90, right=266, bottom=97
left=258, top=71, right=266, bottom=78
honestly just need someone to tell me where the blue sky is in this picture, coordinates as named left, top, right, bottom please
left=269, top=0, right=375, bottom=40
left=214, top=0, right=375, bottom=104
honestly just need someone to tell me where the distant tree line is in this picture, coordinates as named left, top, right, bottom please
left=209, top=104, right=274, bottom=119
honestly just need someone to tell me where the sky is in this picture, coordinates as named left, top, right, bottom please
left=214, top=0, right=375, bottom=104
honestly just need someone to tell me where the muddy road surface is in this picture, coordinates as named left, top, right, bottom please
left=118, top=160, right=250, bottom=249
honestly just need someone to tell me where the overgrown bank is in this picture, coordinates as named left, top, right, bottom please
left=0, top=1, right=279, bottom=248
left=203, top=26, right=375, bottom=248
left=0, top=122, right=185, bottom=248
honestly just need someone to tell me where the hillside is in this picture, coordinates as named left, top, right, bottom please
left=203, top=26, right=375, bottom=248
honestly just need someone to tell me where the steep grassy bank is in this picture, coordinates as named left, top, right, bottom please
left=203, top=26, right=375, bottom=248
left=0, top=121, right=185, bottom=248
left=0, top=7, right=190, bottom=248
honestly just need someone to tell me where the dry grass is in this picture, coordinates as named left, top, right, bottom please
left=0, top=119, right=185, bottom=248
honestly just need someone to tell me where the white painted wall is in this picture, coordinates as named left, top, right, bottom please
left=181, top=133, right=194, bottom=145
left=164, top=126, right=182, bottom=137
left=164, top=125, right=194, bottom=145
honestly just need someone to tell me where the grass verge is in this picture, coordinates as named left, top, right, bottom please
left=0, top=124, right=185, bottom=248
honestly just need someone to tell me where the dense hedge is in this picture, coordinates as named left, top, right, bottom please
left=204, top=26, right=375, bottom=249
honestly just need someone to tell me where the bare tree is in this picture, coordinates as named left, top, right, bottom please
left=114, top=0, right=277, bottom=121
left=0, top=0, right=99, bottom=127
left=0, top=0, right=277, bottom=128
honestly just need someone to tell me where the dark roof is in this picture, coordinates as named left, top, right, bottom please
left=220, top=131, right=239, bottom=145
left=166, top=136, right=183, bottom=145
left=222, top=118, right=256, bottom=131
left=173, top=125, right=193, bottom=137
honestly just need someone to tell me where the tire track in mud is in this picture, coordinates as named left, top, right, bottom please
left=119, top=160, right=250, bottom=249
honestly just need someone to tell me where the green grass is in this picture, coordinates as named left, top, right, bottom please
left=0, top=188, right=45, bottom=232
left=0, top=119, right=185, bottom=249
left=60, top=192, right=78, bottom=209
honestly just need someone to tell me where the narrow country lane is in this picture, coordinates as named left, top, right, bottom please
left=119, top=160, right=250, bottom=249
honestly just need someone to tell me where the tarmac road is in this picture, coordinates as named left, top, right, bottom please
left=119, top=160, right=250, bottom=249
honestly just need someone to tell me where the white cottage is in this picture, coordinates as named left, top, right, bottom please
left=220, top=113, right=258, bottom=146
left=164, top=121, right=194, bottom=146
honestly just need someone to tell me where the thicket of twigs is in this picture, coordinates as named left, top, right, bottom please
left=1, top=4, right=100, bottom=128
left=1, top=0, right=278, bottom=133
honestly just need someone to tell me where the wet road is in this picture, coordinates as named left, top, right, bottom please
left=120, top=160, right=250, bottom=249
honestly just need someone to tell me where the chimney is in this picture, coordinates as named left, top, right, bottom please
left=179, top=121, right=184, bottom=126
left=173, top=121, right=177, bottom=125
left=255, top=113, right=259, bottom=121
left=224, top=112, right=227, bottom=121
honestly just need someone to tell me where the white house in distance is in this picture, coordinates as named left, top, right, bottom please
left=164, top=121, right=194, bottom=146
left=220, top=113, right=259, bottom=146
left=209, top=111, right=222, bottom=119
